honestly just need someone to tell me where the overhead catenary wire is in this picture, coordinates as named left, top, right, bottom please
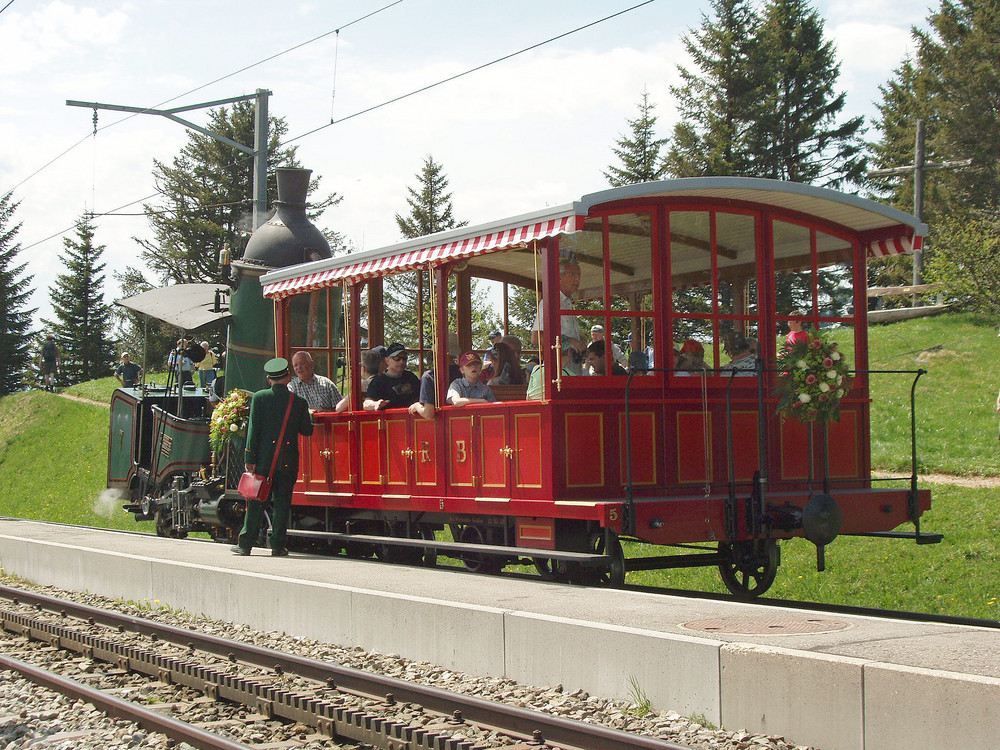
left=284, top=0, right=656, bottom=144
left=17, top=0, right=656, bottom=255
left=4, top=0, right=405, bottom=196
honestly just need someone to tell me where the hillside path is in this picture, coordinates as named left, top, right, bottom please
left=55, top=392, right=108, bottom=408
left=875, top=472, right=1000, bottom=488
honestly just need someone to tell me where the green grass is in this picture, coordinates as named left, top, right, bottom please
left=866, top=312, right=1000, bottom=475
left=625, top=482, right=999, bottom=619
left=0, top=391, right=153, bottom=532
left=63, top=376, right=120, bottom=403
left=0, top=313, right=998, bottom=617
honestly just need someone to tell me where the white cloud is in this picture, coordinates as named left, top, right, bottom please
left=0, top=2, right=129, bottom=76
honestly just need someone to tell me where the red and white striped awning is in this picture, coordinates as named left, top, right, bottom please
left=262, top=213, right=583, bottom=300
left=867, top=234, right=922, bottom=258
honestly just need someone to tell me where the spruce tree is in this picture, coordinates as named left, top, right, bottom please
left=390, top=156, right=500, bottom=350
left=664, top=0, right=765, bottom=177
left=0, top=192, right=35, bottom=396
left=604, top=91, right=668, bottom=186
left=752, top=0, right=865, bottom=186
left=395, top=155, right=465, bottom=239
left=43, top=213, right=115, bottom=385
left=868, top=1, right=1000, bottom=302
left=911, top=0, right=1000, bottom=210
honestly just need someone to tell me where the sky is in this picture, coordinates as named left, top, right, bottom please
left=1, top=0, right=934, bottom=329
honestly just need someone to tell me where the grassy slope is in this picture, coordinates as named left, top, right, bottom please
left=0, top=315, right=997, bottom=616
left=0, top=389, right=152, bottom=532
left=865, top=312, right=1000, bottom=475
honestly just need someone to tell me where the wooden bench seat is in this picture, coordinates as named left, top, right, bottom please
left=490, top=383, right=528, bottom=402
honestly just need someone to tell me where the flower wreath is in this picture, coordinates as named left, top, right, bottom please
left=775, top=332, right=852, bottom=424
left=209, top=389, right=251, bottom=454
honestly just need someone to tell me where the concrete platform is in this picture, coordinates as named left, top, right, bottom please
left=0, top=518, right=997, bottom=750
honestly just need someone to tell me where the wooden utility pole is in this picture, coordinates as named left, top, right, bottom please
left=867, top=119, right=971, bottom=306
left=67, top=89, right=272, bottom=230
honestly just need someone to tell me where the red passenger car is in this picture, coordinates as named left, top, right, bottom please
left=259, top=178, right=936, bottom=596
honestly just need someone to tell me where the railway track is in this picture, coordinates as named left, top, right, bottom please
left=0, top=584, right=689, bottom=750
left=0, top=653, right=256, bottom=750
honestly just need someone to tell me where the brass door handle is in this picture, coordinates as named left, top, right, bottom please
left=319, top=449, right=332, bottom=460
left=401, top=447, right=415, bottom=460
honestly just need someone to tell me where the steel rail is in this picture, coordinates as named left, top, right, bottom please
left=0, top=652, right=254, bottom=750
left=0, top=584, right=689, bottom=750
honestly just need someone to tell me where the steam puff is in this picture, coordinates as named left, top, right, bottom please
left=93, top=489, right=124, bottom=519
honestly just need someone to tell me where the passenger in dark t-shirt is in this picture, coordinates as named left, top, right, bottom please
left=366, top=370, right=420, bottom=409
left=363, top=342, right=420, bottom=410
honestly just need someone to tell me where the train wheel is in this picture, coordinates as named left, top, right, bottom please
left=532, top=558, right=564, bottom=581
left=583, top=532, right=625, bottom=587
left=456, top=524, right=501, bottom=574
left=153, top=508, right=187, bottom=539
left=413, top=525, right=438, bottom=567
left=718, top=539, right=779, bottom=598
left=376, top=522, right=435, bottom=566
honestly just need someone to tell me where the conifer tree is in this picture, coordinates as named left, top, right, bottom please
left=752, top=0, right=865, bottom=186
left=869, top=0, right=1000, bottom=301
left=0, top=192, right=35, bottom=396
left=911, top=0, right=1000, bottom=210
left=395, top=155, right=465, bottom=239
left=43, top=213, right=115, bottom=385
left=390, top=156, right=499, bottom=350
left=604, top=91, right=668, bottom=186
left=664, top=0, right=765, bottom=177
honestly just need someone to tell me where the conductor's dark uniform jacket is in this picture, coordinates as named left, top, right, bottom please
left=238, top=382, right=313, bottom=552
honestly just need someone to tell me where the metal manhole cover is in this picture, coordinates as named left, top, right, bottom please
left=680, top=615, right=850, bottom=635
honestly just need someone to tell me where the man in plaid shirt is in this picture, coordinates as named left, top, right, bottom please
left=289, top=351, right=349, bottom=412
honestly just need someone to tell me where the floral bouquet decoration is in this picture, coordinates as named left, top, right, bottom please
left=210, top=389, right=251, bottom=454
left=775, top=332, right=852, bottom=423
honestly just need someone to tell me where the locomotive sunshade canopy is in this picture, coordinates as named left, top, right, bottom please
left=116, top=283, right=232, bottom=331
left=260, top=178, right=927, bottom=300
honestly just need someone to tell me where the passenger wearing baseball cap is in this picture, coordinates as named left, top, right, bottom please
left=364, top=342, right=421, bottom=410
left=234, top=357, right=313, bottom=557
left=447, top=351, right=496, bottom=407
left=588, top=323, right=629, bottom=373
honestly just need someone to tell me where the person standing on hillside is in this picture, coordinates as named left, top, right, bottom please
left=114, top=352, right=143, bottom=389
left=39, top=334, right=60, bottom=391
left=233, top=358, right=313, bottom=557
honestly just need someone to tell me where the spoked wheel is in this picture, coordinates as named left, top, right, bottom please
left=412, top=524, right=438, bottom=567
left=571, top=532, right=625, bottom=587
left=532, top=557, right=566, bottom=581
left=153, top=508, right=187, bottom=539
left=377, top=522, right=437, bottom=566
left=344, top=520, right=379, bottom=559
left=455, top=524, right=501, bottom=574
left=590, top=532, right=626, bottom=587
left=718, top=539, right=779, bottom=598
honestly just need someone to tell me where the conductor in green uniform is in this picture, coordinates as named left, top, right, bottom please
left=232, top=358, right=313, bottom=556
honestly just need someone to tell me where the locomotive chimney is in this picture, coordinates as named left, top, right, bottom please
left=227, top=167, right=333, bottom=394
